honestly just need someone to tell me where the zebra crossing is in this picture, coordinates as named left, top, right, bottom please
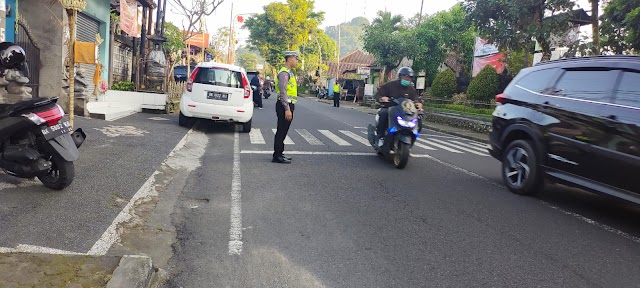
left=245, top=128, right=490, bottom=157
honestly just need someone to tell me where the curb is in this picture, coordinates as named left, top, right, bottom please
left=107, top=255, right=156, bottom=288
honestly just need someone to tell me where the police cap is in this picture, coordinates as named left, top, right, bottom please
left=283, top=50, right=299, bottom=60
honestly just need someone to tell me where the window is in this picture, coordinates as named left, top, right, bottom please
left=614, top=71, right=640, bottom=108
left=554, top=70, right=616, bottom=102
left=195, top=68, right=242, bottom=88
left=516, top=69, right=557, bottom=92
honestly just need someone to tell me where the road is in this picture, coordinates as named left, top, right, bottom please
left=0, top=96, right=638, bottom=287
left=160, top=96, right=640, bottom=287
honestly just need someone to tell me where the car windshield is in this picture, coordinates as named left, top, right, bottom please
left=194, top=67, right=242, bottom=88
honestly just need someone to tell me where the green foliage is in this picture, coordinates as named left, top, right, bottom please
left=325, top=17, right=370, bottom=57
left=163, top=22, right=186, bottom=55
left=237, top=53, right=260, bottom=71
left=245, top=0, right=324, bottom=68
left=463, top=0, right=574, bottom=55
left=426, top=102, right=494, bottom=118
left=504, top=49, right=530, bottom=77
left=600, top=0, right=640, bottom=54
left=467, top=65, right=498, bottom=102
left=430, top=69, right=457, bottom=98
left=111, top=81, right=135, bottom=91
left=362, top=11, right=408, bottom=81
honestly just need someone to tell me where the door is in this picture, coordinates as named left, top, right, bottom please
left=77, top=13, right=100, bottom=96
left=543, top=68, right=618, bottom=183
left=190, top=67, right=247, bottom=107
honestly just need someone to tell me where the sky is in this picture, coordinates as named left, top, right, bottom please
left=165, top=0, right=594, bottom=46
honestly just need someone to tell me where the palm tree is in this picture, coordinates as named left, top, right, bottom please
left=372, top=11, right=404, bottom=32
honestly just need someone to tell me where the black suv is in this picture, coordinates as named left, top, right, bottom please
left=488, top=56, right=640, bottom=204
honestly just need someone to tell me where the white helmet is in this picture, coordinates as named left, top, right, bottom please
left=266, top=76, right=271, bottom=80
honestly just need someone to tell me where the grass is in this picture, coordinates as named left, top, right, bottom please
left=425, top=102, right=495, bottom=120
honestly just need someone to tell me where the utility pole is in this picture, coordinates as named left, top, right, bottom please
left=418, top=0, right=424, bottom=27
left=227, top=1, right=233, bottom=64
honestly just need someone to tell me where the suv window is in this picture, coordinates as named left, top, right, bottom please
left=554, top=70, right=616, bottom=102
left=516, top=69, right=557, bottom=92
left=614, top=71, right=640, bottom=108
left=194, top=67, right=242, bottom=88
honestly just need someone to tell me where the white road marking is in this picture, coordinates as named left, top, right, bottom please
left=148, top=117, right=170, bottom=121
left=428, top=138, right=489, bottom=156
left=272, top=128, right=294, bottom=144
left=416, top=138, right=464, bottom=153
left=295, top=129, right=324, bottom=145
left=339, top=130, right=371, bottom=146
left=413, top=142, right=436, bottom=151
left=249, top=128, right=266, bottom=144
left=241, top=150, right=378, bottom=156
left=0, top=244, right=84, bottom=255
left=88, top=128, right=207, bottom=255
left=319, top=130, right=351, bottom=146
left=449, top=140, right=491, bottom=154
left=229, top=127, right=243, bottom=255
left=467, top=141, right=491, bottom=149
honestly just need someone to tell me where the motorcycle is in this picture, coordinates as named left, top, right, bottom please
left=367, top=96, right=420, bottom=169
left=263, top=86, right=271, bottom=99
left=0, top=43, right=86, bottom=190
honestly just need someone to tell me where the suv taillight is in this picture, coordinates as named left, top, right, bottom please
left=241, top=73, right=250, bottom=98
left=186, top=67, right=199, bottom=92
left=496, top=93, right=508, bottom=105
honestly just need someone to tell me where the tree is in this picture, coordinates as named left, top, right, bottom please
left=600, top=0, right=640, bottom=54
left=169, top=0, right=224, bottom=42
left=431, top=69, right=457, bottom=98
left=163, top=22, right=186, bottom=56
left=245, top=0, right=324, bottom=68
left=209, top=27, right=236, bottom=63
left=467, top=65, right=498, bottom=102
left=362, top=11, right=408, bottom=82
left=325, top=17, right=370, bottom=57
left=237, top=52, right=260, bottom=71
left=463, top=0, right=574, bottom=58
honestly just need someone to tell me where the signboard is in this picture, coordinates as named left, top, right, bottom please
left=256, top=64, right=264, bottom=70
left=364, top=84, right=374, bottom=96
left=184, top=31, right=210, bottom=48
left=357, top=67, right=371, bottom=75
left=120, top=0, right=140, bottom=37
left=474, top=37, right=499, bottom=57
left=472, top=37, right=505, bottom=77
left=416, top=77, right=426, bottom=90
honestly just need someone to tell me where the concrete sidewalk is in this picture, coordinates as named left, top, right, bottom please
left=307, top=96, right=490, bottom=143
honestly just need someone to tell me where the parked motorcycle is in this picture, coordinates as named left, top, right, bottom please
left=0, top=43, right=86, bottom=190
left=367, top=96, right=420, bottom=169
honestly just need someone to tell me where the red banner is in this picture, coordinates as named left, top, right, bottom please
left=473, top=52, right=505, bottom=77
left=120, top=0, right=139, bottom=38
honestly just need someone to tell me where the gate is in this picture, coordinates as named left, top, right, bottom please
left=15, top=19, right=41, bottom=97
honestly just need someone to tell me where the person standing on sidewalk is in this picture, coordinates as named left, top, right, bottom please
left=333, top=82, right=341, bottom=107
left=251, top=71, right=264, bottom=109
left=272, top=51, right=299, bottom=164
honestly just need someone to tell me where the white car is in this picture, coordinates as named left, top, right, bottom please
left=179, top=62, right=254, bottom=132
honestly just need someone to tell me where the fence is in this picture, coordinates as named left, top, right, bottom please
left=166, top=81, right=183, bottom=113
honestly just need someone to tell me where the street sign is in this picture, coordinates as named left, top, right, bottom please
left=364, top=84, right=374, bottom=96
left=357, top=67, right=370, bottom=75
left=416, top=77, right=426, bottom=90
left=256, top=64, right=264, bottom=70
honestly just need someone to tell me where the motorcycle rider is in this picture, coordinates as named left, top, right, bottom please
left=375, top=67, right=423, bottom=147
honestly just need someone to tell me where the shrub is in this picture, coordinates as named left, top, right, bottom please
left=467, top=65, right=498, bottom=102
left=111, top=81, right=135, bottom=91
left=451, top=93, right=468, bottom=105
left=430, top=69, right=457, bottom=98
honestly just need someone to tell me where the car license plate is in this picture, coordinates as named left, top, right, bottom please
left=207, top=91, right=228, bottom=101
left=41, top=120, right=72, bottom=140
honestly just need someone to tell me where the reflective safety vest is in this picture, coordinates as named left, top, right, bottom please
left=333, top=84, right=340, bottom=93
left=275, top=67, right=297, bottom=103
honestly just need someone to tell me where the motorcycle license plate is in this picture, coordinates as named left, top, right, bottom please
left=41, top=120, right=72, bottom=140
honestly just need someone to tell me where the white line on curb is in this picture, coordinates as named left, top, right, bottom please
left=228, top=127, right=243, bottom=255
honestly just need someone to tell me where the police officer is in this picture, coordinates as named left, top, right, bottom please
left=333, top=82, right=340, bottom=107
left=272, top=51, right=299, bottom=164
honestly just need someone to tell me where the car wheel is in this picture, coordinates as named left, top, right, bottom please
left=241, top=119, right=252, bottom=133
left=502, top=140, right=542, bottom=195
left=179, top=112, right=191, bottom=127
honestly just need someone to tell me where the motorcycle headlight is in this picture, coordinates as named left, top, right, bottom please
left=397, top=116, right=417, bottom=128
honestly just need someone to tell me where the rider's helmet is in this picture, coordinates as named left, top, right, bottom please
left=397, top=67, right=414, bottom=79
left=0, top=45, right=26, bottom=69
left=266, top=76, right=271, bottom=80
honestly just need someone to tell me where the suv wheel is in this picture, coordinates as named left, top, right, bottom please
left=502, top=140, right=541, bottom=195
left=241, top=119, right=252, bottom=133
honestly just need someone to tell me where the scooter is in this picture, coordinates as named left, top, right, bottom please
left=367, top=96, right=420, bottom=169
left=0, top=43, right=86, bottom=190
left=263, top=87, right=271, bottom=99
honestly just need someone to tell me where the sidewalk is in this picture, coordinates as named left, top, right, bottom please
left=308, top=96, right=489, bottom=143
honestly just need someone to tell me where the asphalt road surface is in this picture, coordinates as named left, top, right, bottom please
left=160, top=96, right=640, bottom=287
left=0, top=96, right=637, bottom=287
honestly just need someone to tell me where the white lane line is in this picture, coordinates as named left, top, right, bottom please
left=319, top=130, right=352, bottom=146
left=228, top=127, right=243, bottom=255
left=0, top=244, right=84, bottom=255
left=241, top=150, right=377, bottom=156
left=428, top=138, right=489, bottom=156
left=272, top=128, right=294, bottom=144
left=468, top=141, right=491, bottom=149
left=449, top=140, right=491, bottom=154
left=249, top=128, right=266, bottom=144
left=89, top=128, right=198, bottom=255
left=416, top=138, right=464, bottom=153
left=295, top=129, right=324, bottom=145
left=339, top=130, right=371, bottom=146
left=413, top=141, right=436, bottom=151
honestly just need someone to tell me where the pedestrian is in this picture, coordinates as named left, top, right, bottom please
left=272, top=51, right=299, bottom=164
left=333, top=82, right=340, bottom=107
left=250, top=71, right=264, bottom=109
